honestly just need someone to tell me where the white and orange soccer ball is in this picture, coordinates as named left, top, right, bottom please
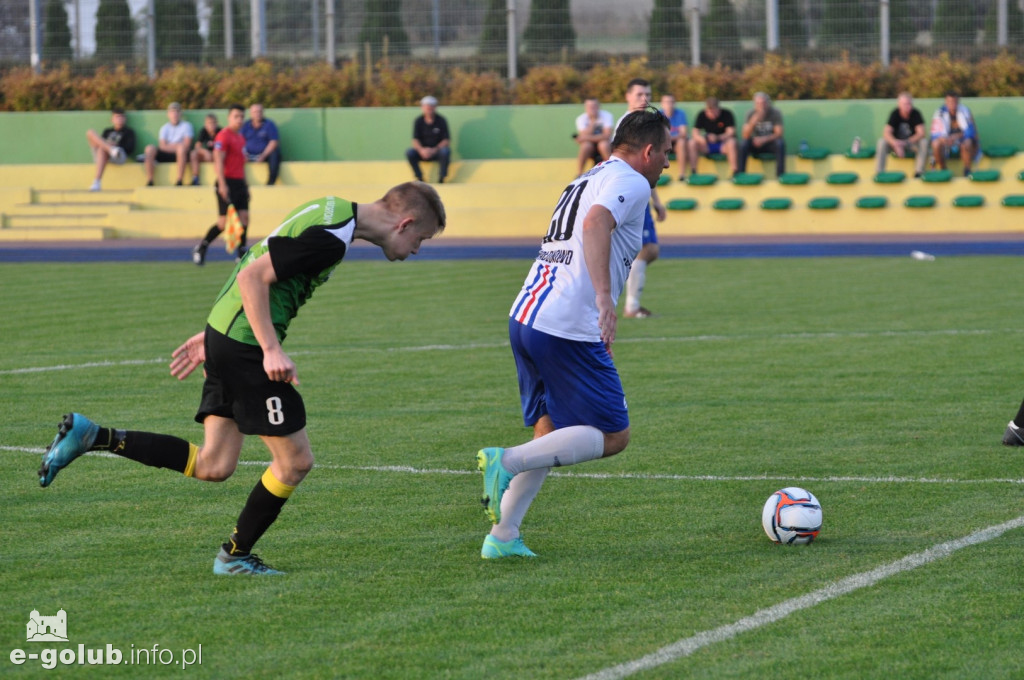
left=762, top=487, right=822, bottom=545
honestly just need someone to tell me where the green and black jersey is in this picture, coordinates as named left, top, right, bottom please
left=208, top=196, right=356, bottom=345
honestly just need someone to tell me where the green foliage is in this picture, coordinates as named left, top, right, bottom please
left=819, top=0, right=875, bottom=49
left=648, top=0, right=688, bottom=66
left=358, top=0, right=410, bottom=62
left=898, top=52, right=974, bottom=96
left=580, top=58, right=654, bottom=102
left=741, top=53, right=809, bottom=99
left=513, top=64, right=582, bottom=104
left=206, top=0, right=251, bottom=60
left=479, top=0, right=507, bottom=55
left=777, top=0, right=807, bottom=50
left=76, top=65, right=152, bottom=111
left=2, top=53, right=1024, bottom=111
left=932, top=0, right=977, bottom=45
left=665, top=62, right=743, bottom=101
left=523, top=0, right=576, bottom=56
left=446, top=68, right=509, bottom=105
left=889, top=0, right=918, bottom=48
left=95, top=0, right=133, bottom=63
left=0, top=64, right=77, bottom=110
left=983, top=0, right=1024, bottom=43
left=369, top=62, right=443, bottom=106
left=151, top=63, right=227, bottom=109
left=154, top=0, right=202, bottom=63
left=969, top=51, right=1024, bottom=96
left=701, top=0, right=739, bottom=44
left=43, top=0, right=73, bottom=63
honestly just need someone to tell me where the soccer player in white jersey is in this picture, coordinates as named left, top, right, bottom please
left=614, top=78, right=667, bottom=319
left=475, top=109, right=672, bottom=558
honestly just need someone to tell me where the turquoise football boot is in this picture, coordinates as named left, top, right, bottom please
left=476, top=447, right=513, bottom=524
left=481, top=534, right=537, bottom=559
left=213, top=549, right=284, bottom=575
left=39, top=413, right=99, bottom=487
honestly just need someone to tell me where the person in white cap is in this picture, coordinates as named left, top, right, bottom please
left=406, top=95, right=451, bottom=183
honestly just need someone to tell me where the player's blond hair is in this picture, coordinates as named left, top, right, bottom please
left=383, top=181, right=447, bottom=234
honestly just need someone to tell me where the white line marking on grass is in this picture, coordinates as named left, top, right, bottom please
left=4, top=447, right=1023, bottom=485
left=576, top=513, right=1024, bottom=680
left=3, top=328, right=1013, bottom=374
left=0, top=358, right=166, bottom=375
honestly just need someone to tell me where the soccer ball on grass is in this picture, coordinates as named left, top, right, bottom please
left=762, top=487, right=822, bottom=545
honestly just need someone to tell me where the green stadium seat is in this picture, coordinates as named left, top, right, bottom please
left=856, top=196, right=888, bottom=209
left=826, top=172, right=858, bottom=185
left=798, top=148, right=829, bottom=160
left=808, top=197, right=840, bottom=209
left=904, top=196, right=937, bottom=208
left=707, top=153, right=727, bottom=161
left=713, top=198, right=745, bottom=210
left=760, top=198, right=792, bottom=210
left=667, top=198, right=698, bottom=211
left=1018, top=170, right=1024, bottom=182
left=922, top=169, right=952, bottom=182
left=969, top=169, right=1000, bottom=182
left=778, top=172, right=810, bottom=185
left=845, top=149, right=875, bottom=159
left=1001, top=195, right=1024, bottom=207
left=874, top=171, right=906, bottom=184
left=752, top=152, right=776, bottom=161
left=687, top=173, right=718, bottom=186
left=984, top=145, right=1017, bottom=158
left=656, top=174, right=672, bottom=186
left=732, top=172, right=764, bottom=186
left=952, top=195, right=985, bottom=207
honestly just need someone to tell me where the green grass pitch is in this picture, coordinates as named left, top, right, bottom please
left=1, top=255, right=1023, bottom=679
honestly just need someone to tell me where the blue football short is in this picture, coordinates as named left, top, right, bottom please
left=707, top=141, right=723, bottom=154
left=508, top=318, right=629, bottom=433
left=642, top=204, right=658, bottom=246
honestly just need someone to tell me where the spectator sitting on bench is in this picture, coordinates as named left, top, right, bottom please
left=688, top=97, right=738, bottom=178
left=931, top=91, right=979, bottom=177
left=573, top=97, right=613, bottom=176
left=738, top=92, right=785, bottom=177
left=241, top=103, right=281, bottom=186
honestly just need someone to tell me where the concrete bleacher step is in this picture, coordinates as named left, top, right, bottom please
left=34, top=189, right=135, bottom=204
left=4, top=213, right=111, bottom=228
left=11, top=202, right=133, bottom=215
left=0, top=226, right=112, bottom=241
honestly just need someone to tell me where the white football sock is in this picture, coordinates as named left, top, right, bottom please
left=501, top=425, right=605, bottom=476
left=624, top=259, right=647, bottom=313
left=491, top=467, right=549, bottom=542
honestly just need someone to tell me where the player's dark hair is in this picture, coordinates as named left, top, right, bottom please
left=111, top=106, right=125, bottom=115
left=229, top=104, right=245, bottom=114
left=611, top=108, right=670, bottom=154
left=385, top=182, right=447, bottom=234
left=625, top=77, right=650, bottom=92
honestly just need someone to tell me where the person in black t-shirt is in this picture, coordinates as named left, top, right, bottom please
left=687, top=97, right=738, bottom=176
left=405, top=96, right=451, bottom=183
left=85, top=107, right=136, bottom=192
left=189, top=113, right=221, bottom=186
left=876, top=92, right=928, bottom=177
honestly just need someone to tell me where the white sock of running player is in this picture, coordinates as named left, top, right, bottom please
left=501, top=425, right=604, bottom=476
left=491, top=467, right=549, bottom=542
left=624, top=259, right=647, bottom=312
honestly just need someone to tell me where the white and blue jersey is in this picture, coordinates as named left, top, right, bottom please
left=509, top=157, right=651, bottom=342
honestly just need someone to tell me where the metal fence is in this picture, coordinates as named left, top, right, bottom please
left=4, top=0, right=1022, bottom=77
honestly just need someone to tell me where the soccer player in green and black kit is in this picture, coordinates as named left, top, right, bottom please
left=38, top=184, right=446, bottom=575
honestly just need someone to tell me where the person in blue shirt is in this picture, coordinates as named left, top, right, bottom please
left=241, top=103, right=281, bottom=186
left=660, top=94, right=689, bottom=180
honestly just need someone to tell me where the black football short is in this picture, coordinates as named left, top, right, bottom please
left=216, top=178, right=250, bottom=215
left=195, top=326, right=306, bottom=436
